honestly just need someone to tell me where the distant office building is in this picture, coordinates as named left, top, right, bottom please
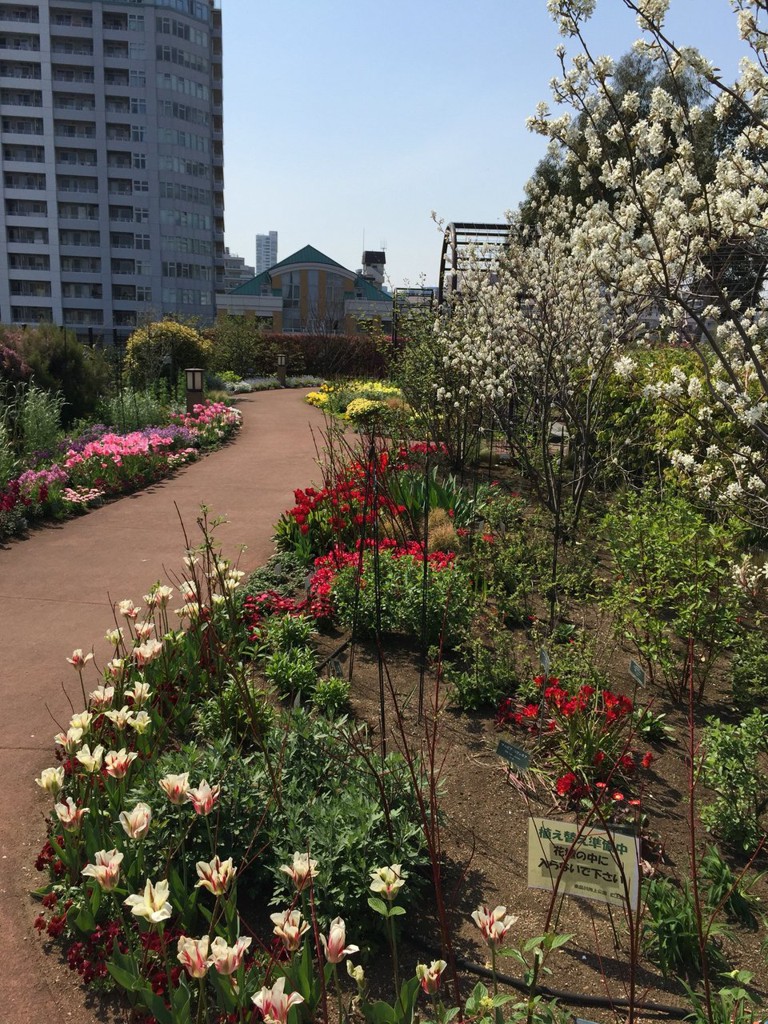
left=219, top=247, right=254, bottom=294
left=0, top=0, right=224, bottom=343
left=255, top=230, right=277, bottom=274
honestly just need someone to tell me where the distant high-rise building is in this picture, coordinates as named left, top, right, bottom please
left=255, top=230, right=278, bottom=274
left=219, top=247, right=254, bottom=293
left=0, top=0, right=224, bottom=342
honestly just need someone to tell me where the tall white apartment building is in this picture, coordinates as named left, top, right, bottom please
left=255, top=229, right=277, bottom=274
left=0, top=0, right=224, bottom=342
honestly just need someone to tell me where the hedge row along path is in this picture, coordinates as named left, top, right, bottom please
left=0, top=388, right=326, bottom=1024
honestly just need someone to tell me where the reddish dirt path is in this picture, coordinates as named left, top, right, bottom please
left=0, top=389, right=326, bottom=1024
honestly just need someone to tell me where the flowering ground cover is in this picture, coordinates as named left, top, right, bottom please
left=0, top=401, right=241, bottom=542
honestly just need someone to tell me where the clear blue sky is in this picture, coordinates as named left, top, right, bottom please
left=221, top=1, right=749, bottom=288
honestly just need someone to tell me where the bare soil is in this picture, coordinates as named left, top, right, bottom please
left=316, top=624, right=768, bottom=1024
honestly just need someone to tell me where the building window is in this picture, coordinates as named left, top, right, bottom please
left=133, top=179, right=149, bottom=192
left=132, top=152, right=146, bottom=169
left=134, top=233, right=150, bottom=249
left=136, top=285, right=152, bottom=301
left=128, top=14, right=144, bottom=30
left=130, top=97, right=146, bottom=114
left=131, top=124, right=145, bottom=141
left=128, top=69, right=146, bottom=88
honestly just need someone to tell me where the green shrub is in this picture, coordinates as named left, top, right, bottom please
left=264, top=646, right=317, bottom=702
left=700, top=710, right=768, bottom=852
left=2, top=324, right=109, bottom=425
left=331, top=549, right=476, bottom=647
left=262, top=613, right=314, bottom=653
left=311, top=675, right=351, bottom=717
left=99, top=387, right=173, bottom=431
left=124, top=319, right=210, bottom=389
left=732, top=625, right=768, bottom=710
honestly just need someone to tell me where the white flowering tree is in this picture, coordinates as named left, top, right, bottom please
left=437, top=194, right=646, bottom=547
left=527, top=0, right=768, bottom=522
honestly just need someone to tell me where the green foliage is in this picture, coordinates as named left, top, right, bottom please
left=193, top=674, right=275, bottom=748
left=603, top=487, right=742, bottom=700
left=642, top=876, right=729, bottom=977
left=681, top=971, right=760, bottom=1024
left=731, top=623, right=768, bottom=710
left=1, top=324, right=109, bottom=426
left=700, top=710, right=768, bottom=853
left=264, top=711, right=425, bottom=934
left=264, top=646, right=318, bottom=702
left=206, top=315, right=265, bottom=378
left=242, top=552, right=309, bottom=603
left=700, top=847, right=764, bottom=930
left=311, top=675, right=351, bottom=717
left=0, top=416, right=17, bottom=490
left=124, top=319, right=210, bottom=389
left=262, top=614, right=314, bottom=653
left=98, top=387, right=174, bottom=431
left=385, top=462, right=489, bottom=530
left=446, top=629, right=519, bottom=711
left=19, top=384, right=64, bottom=458
left=331, top=550, right=476, bottom=647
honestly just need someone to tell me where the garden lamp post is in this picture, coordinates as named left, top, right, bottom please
left=185, top=367, right=204, bottom=413
left=277, top=352, right=287, bottom=387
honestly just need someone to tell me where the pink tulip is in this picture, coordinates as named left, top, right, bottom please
left=252, top=976, right=305, bottom=1024
left=415, top=960, right=447, bottom=994
left=67, top=649, right=93, bottom=671
left=279, top=851, right=317, bottom=892
left=187, top=779, right=221, bottom=815
left=159, top=772, right=190, bottom=805
left=104, top=748, right=138, bottom=779
left=133, top=638, right=163, bottom=667
left=320, top=917, right=359, bottom=964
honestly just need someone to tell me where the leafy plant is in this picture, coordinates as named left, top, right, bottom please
left=731, top=623, right=768, bottom=710
left=603, top=488, right=742, bottom=700
left=19, top=384, right=64, bottom=458
left=700, top=710, right=768, bottom=853
left=264, top=647, right=317, bottom=702
left=642, top=876, right=729, bottom=978
left=311, top=675, right=351, bottom=717
left=330, top=548, right=475, bottom=647
left=700, top=847, right=764, bottom=930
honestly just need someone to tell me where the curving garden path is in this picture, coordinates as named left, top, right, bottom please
left=0, top=388, right=326, bottom=1024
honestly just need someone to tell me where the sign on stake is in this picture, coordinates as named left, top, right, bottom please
left=496, top=740, right=531, bottom=772
left=629, top=658, right=646, bottom=686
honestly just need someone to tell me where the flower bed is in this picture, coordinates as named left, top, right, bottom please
left=0, top=401, right=241, bottom=541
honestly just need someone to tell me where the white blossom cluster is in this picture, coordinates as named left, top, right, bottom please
left=519, top=0, right=768, bottom=521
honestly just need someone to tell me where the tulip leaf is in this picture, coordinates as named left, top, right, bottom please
left=388, top=905, right=406, bottom=916
left=367, top=896, right=389, bottom=916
